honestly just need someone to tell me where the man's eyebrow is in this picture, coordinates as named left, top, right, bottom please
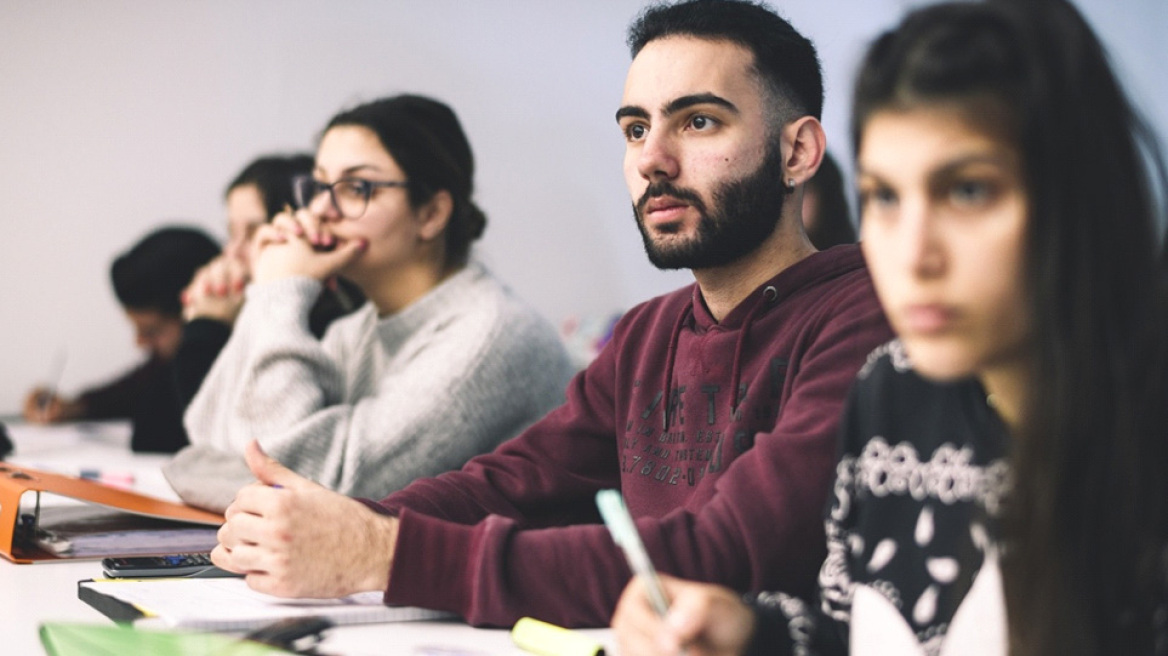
left=614, top=93, right=739, bottom=124
left=615, top=105, right=649, bottom=123
left=663, top=93, right=739, bottom=117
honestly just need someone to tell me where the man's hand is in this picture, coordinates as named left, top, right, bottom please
left=182, top=254, right=249, bottom=324
left=212, top=440, right=398, bottom=599
left=612, top=574, right=757, bottom=656
left=250, top=210, right=366, bottom=284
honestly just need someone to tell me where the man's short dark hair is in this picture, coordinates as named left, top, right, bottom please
left=111, top=226, right=220, bottom=316
left=627, top=0, right=823, bottom=124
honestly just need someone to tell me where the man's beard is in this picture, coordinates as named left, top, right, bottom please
left=633, top=143, right=788, bottom=270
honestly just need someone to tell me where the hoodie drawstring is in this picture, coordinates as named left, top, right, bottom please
left=662, top=284, right=777, bottom=428
left=661, top=300, right=692, bottom=431
left=729, top=285, right=776, bottom=413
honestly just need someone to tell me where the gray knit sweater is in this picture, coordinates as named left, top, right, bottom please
left=164, top=261, right=573, bottom=512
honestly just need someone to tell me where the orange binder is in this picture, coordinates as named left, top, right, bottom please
left=0, top=462, right=223, bottom=564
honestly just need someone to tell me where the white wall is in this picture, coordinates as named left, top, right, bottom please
left=1, top=0, right=1164, bottom=413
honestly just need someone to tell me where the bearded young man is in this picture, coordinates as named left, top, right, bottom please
left=210, top=0, right=892, bottom=628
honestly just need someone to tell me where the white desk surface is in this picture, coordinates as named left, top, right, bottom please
left=0, top=421, right=616, bottom=656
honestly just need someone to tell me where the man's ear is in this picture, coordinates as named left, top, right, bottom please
left=417, top=190, right=454, bottom=242
left=781, top=116, right=827, bottom=187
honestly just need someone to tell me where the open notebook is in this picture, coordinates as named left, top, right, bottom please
left=80, top=578, right=454, bottom=632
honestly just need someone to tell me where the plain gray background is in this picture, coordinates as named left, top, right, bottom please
left=2, top=0, right=1165, bottom=413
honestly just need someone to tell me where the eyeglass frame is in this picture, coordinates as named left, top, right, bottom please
left=291, top=174, right=410, bottom=219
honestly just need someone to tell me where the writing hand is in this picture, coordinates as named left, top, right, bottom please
left=612, top=574, right=757, bottom=656
left=21, top=388, right=83, bottom=424
left=212, top=440, right=397, bottom=599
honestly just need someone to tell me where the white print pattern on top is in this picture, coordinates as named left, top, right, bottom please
left=754, top=344, right=1166, bottom=655
left=857, top=438, right=1010, bottom=515
left=850, top=549, right=1006, bottom=656
left=820, top=435, right=1010, bottom=653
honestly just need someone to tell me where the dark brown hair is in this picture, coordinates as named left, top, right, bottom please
left=326, top=94, right=487, bottom=269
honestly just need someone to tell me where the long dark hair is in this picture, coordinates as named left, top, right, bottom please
left=853, top=1, right=1168, bottom=653
left=325, top=94, right=487, bottom=270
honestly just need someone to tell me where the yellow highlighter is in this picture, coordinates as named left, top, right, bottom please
left=511, top=617, right=605, bottom=656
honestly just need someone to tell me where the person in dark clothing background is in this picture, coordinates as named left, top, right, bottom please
left=23, top=225, right=219, bottom=453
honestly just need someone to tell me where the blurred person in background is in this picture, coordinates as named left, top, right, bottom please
left=23, top=226, right=219, bottom=453
left=801, top=151, right=856, bottom=250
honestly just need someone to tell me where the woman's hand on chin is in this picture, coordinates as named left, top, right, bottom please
left=251, top=211, right=367, bottom=283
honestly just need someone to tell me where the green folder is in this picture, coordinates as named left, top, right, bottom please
left=40, top=622, right=292, bottom=656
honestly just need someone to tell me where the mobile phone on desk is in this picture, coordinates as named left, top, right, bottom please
left=101, top=553, right=239, bottom=578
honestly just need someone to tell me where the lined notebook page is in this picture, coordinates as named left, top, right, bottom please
left=80, top=578, right=453, bottom=631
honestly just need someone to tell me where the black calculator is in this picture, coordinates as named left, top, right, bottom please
left=101, top=553, right=237, bottom=578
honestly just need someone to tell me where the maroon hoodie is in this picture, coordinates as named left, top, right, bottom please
left=368, top=245, right=892, bottom=627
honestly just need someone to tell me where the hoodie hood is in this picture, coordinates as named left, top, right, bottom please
left=662, top=245, right=871, bottom=428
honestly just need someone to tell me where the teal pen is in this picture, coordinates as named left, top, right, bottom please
left=596, top=489, right=671, bottom=616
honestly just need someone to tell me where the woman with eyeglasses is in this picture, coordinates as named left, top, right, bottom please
left=611, top=0, right=1168, bottom=654
left=166, top=95, right=574, bottom=513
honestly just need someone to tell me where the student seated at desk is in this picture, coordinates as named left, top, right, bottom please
left=165, top=94, right=573, bottom=511
left=174, top=154, right=363, bottom=409
left=611, top=1, right=1168, bottom=654
left=23, top=226, right=220, bottom=453
left=204, top=0, right=892, bottom=630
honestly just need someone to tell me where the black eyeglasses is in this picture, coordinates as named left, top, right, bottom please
left=292, top=174, right=408, bottom=219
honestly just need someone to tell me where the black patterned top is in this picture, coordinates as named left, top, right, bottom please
left=750, top=340, right=1013, bottom=656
